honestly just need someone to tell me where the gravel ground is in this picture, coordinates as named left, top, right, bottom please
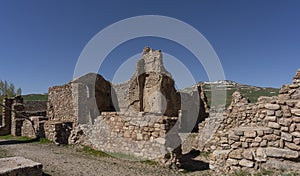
left=0, top=138, right=210, bottom=176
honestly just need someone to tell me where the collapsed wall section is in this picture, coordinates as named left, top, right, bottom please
left=195, top=68, right=300, bottom=173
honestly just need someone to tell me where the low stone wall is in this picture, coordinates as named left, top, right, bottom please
left=44, top=121, right=73, bottom=144
left=21, top=116, right=48, bottom=138
left=195, top=69, right=300, bottom=173
left=210, top=126, right=300, bottom=172
left=81, top=112, right=182, bottom=164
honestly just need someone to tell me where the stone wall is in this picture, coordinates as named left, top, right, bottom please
left=0, top=98, right=13, bottom=135
left=81, top=112, right=181, bottom=164
left=195, top=68, right=300, bottom=173
left=0, top=95, right=48, bottom=138
left=43, top=47, right=208, bottom=164
left=24, top=100, right=47, bottom=112
left=47, top=84, right=76, bottom=122
left=113, top=47, right=180, bottom=117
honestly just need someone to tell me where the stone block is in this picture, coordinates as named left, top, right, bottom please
left=281, top=132, right=293, bottom=142
left=285, top=142, right=300, bottom=150
left=226, top=158, right=239, bottom=166
left=292, top=117, right=300, bottom=122
left=291, top=109, right=300, bottom=116
left=239, top=159, right=254, bottom=168
left=265, top=116, right=277, bottom=122
left=268, top=122, right=280, bottom=129
left=265, top=104, right=280, bottom=110
left=265, top=147, right=299, bottom=159
left=229, top=148, right=243, bottom=159
left=291, top=131, right=300, bottom=138
left=242, top=149, right=254, bottom=160
left=0, top=157, right=43, bottom=176
left=244, top=131, right=257, bottom=138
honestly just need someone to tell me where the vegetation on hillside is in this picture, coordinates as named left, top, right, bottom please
left=201, top=81, right=279, bottom=108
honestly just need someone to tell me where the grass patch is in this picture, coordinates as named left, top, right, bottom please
left=254, top=168, right=274, bottom=176
left=200, top=151, right=211, bottom=158
left=76, top=146, right=110, bottom=157
left=140, top=160, right=158, bottom=166
left=231, top=169, right=251, bottom=176
left=36, top=138, right=52, bottom=144
left=0, top=134, right=32, bottom=141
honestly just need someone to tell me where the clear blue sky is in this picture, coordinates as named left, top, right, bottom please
left=0, top=0, right=300, bottom=94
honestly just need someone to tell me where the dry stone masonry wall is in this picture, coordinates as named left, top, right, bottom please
left=195, top=68, right=300, bottom=173
left=81, top=112, right=181, bottom=164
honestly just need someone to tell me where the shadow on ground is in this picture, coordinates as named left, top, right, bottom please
left=180, top=149, right=209, bottom=172
left=0, top=138, right=40, bottom=145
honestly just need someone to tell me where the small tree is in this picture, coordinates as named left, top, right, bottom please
left=16, top=88, right=22, bottom=95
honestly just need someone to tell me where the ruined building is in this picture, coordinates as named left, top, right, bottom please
left=0, top=47, right=209, bottom=165
left=194, top=68, right=300, bottom=172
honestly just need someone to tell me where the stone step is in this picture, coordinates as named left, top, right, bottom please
left=0, top=156, right=43, bottom=176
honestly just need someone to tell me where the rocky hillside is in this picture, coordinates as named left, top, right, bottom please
left=181, top=80, right=279, bottom=108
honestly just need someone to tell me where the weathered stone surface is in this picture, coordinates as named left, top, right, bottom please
left=242, top=149, right=254, bottom=160
left=254, top=136, right=263, bottom=143
left=285, top=142, right=300, bottom=150
left=267, top=122, right=280, bottom=129
left=244, top=131, right=257, bottom=138
left=281, top=132, right=293, bottom=142
left=239, top=159, right=254, bottom=168
left=266, top=110, right=275, bottom=116
left=294, top=138, right=300, bottom=145
left=291, top=131, right=300, bottom=138
left=226, top=158, right=239, bottom=166
left=0, top=157, right=43, bottom=176
left=293, top=117, right=300, bottom=122
left=265, top=104, right=280, bottom=110
left=291, top=109, right=300, bottom=116
left=279, top=118, right=292, bottom=127
left=255, top=148, right=267, bottom=161
left=229, top=148, right=243, bottom=159
left=234, top=130, right=244, bottom=136
left=263, top=159, right=300, bottom=172
left=265, top=147, right=299, bottom=159
left=265, top=116, right=277, bottom=122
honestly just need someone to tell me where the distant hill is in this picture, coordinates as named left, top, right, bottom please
left=180, top=80, right=279, bottom=108
left=22, top=93, right=48, bottom=101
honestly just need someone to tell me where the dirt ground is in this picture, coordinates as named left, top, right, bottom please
left=0, top=137, right=210, bottom=176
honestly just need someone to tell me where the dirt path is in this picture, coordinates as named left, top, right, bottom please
left=0, top=139, right=209, bottom=176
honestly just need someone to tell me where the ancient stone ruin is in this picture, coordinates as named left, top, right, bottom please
left=0, top=46, right=299, bottom=174
left=0, top=47, right=208, bottom=166
left=0, top=96, right=47, bottom=137
left=194, top=68, right=300, bottom=173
